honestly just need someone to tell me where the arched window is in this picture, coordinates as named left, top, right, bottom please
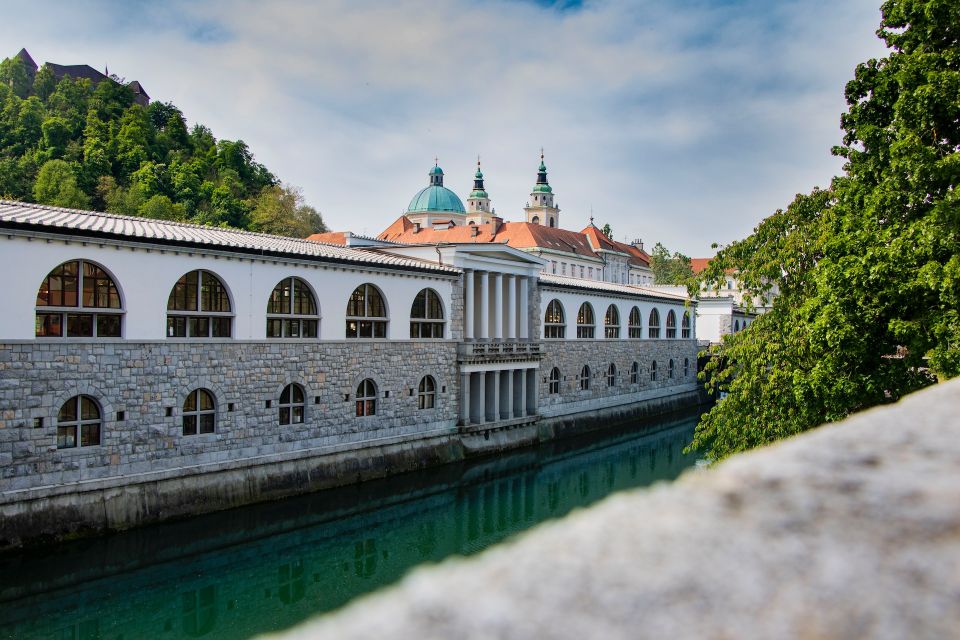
left=668, top=358, right=675, bottom=379
left=418, top=375, right=436, bottom=409
left=579, top=365, right=591, bottom=390
left=279, top=383, right=305, bottom=425
left=628, top=307, right=642, bottom=339
left=267, top=277, right=318, bottom=338
left=549, top=217, right=555, bottom=227
left=548, top=367, right=561, bottom=394
left=36, top=260, right=122, bottom=337
left=167, top=270, right=232, bottom=338
left=577, top=303, right=595, bottom=338
left=183, top=389, right=216, bottom=435
left=684, top=357, right=690, bottom=377
left=607, top=363, right=617, bottom=387
left=649, top=360, right=658, bottom=381
left=410, top=289, right=445, bottom=338
left=734, top=319, right=741, bottom=332
left=57, top=395, right=101, bottom=448
left=630, top=361, right=640, bottom=384
left=346, top=284, right=387, bottom=338
left=604, top=305, right=620, bottom=339
left=356, top=379, right=377, bottom=416
left=648, top=308, right=661, bottom=338
left=682, top=311, right=692, bottom=338
left=666, top=310, right=677, bottom=338
left=531, top=215, right=540, bottom=225
left=544, top=299, right=566, bottom=338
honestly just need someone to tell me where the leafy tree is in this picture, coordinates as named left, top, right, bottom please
left=691, top=0, right=959, bottom=462
left=139, top=194, right=185, bottom=221
left=650, top=242, right=694, bottom=285
left=32, top=65, right=56, bottom=101
left=248, top=184, right=327, bottom=238
left=601, top=223, right=613, bottom=239
left=0, top=56, right=30, bottom=98
left=33, top=159, right=90, bottom=209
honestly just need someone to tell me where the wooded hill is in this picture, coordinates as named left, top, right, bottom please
left=0, top=53, right=325, bottom=237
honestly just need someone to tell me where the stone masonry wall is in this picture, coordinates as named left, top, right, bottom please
left=538, top=339, right=700, bottom=416
left=0, top=340, right=458, bottom=494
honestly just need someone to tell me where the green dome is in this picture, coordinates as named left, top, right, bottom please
left=408, top=185, right=466, bottom=213
left=532, top=183, right=553, bottom=194
left=469, top=188, right=488, bottom=199
left=429, top=165, right=444, bottom=176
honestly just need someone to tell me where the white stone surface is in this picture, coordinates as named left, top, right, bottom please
left=267, top=379, right=960, bottom=640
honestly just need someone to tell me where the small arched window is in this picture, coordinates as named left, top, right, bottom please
left=36, top=260, right=123, bottom=337
left=648, top=308, right=661, bottom=339
left=549, top=217, right=555, bottom=227
left=580, top=365, right=591, bottom=390
left=666, top=310, right=677, bottom=338
left=684, top=357, right=690, bottom=378
left=668, top=358, right=675, bottom=379
left=548, top=367, right=561, bottom=394
left=183, top=389, right=216, bottom=435
left=544, top=299, right=566, bottom=338
left=346, top=284, right=387, bottom=338
left=531, top=215, right=540, bottom=225
left=57, top=395, right=101, bottom=448
left=734, top=319, right=741, bottom=332
left=649, top=360, right=658, bottom=381
left=356, top=379, right=378, bottom=416
left=628, top=307, right=642, bottom=339
left=607, top=363, right=617, bottom=387
left=279, top=383, right=305, bottom=425
left=267, top=277, right=318, bottom=338
left=604, top=305, right=620, bottom=339
left=410, top=289, right=445, bottom=338
left=167, top=270, right=232, bottom=338
left=682, top=311, right=692, bottom=338
left=418, top=375, right=436, bottom=409
left=577, top=303, right=595, bottom=338
left=630, top=361, right=640, bottom=384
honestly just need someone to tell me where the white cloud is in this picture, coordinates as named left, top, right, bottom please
left=0, top=0, right=887, bottom=255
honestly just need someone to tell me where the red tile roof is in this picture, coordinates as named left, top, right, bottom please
left=307, top=231, right=348, bottom=245
left=690, top=258, right=712, bottom=274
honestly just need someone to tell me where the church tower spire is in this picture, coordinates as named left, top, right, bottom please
left=524, top=150, right=560, bottom=227
left=466, top=156, right=495, bottom=224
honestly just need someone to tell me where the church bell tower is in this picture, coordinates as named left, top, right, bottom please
left=523, top=151, right=560, bottom=227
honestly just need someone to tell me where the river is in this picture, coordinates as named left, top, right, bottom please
left=0, top=409, right=702, bottom=640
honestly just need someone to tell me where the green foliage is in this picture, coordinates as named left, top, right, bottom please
left=248, top=184, right=327, bottom=238
left=0, top=55, right=323, bottom=234
left=692, top=0, right=959, bottom=462
left=601, top=223, right=612, bottom=239
left=33, top=159, right=89, bottom=208
left=651, top=242, right=694, bottom=285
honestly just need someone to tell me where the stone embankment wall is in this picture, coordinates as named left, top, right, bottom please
left=0, top=340, right=459, bottom=544
left=276, top=379, right=960, bottom=640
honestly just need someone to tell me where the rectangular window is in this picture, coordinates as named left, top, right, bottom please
left=551, top=261, right=557, bottom=274
left=199, top=413, right=215, bottom=434
left=97, top=314, right=121, bottom=337
left=66, top=314, right=94, bottom=337
left=35, top=313, right=62, bottom=337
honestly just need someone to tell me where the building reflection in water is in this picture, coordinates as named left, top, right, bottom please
left=0, top=412, right=700, bottom=640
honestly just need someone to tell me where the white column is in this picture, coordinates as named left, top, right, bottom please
left=461, top=372, right=470, bottom=425
left=519, top=276, right=530, bottom=339
left=475, top=372, right=485, bottom=424
left=464, top=269, right=474, bottom=340
left=493, top=273, right=503, bottom=339
left=479, top=271, right=489, bottom=340
left=527, top=367, right=538, bottom=416
left=519, top=369, right=528, bottom=417
left=504, top=275, right=515, bottom=340
left=503, top=369, right=513, bottom=420
left=491, top=370, right=500, bottom=422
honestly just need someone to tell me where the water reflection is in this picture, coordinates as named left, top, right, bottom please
left=0, top=411, right=700, bottom=640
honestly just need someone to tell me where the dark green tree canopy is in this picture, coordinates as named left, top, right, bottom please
left=651, top=242, right=694, bottom=285
left=0, top=58, right=324, bottom=237
left=692, top=0, right=959, bottom=461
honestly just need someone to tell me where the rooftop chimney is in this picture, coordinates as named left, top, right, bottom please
left=632, top=238, right=644, bottom=251
left=471, top=225, right=480, bottom=238
left=412, top=222, right=421, bottom=233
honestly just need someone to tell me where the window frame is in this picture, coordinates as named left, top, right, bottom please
left=607, top=363, right=617, bottom=387
left=548, top=367, right=561, bottom=394
left=666, top=310, right=677, bottom=339
left=267, top=277, right=319, bottom=339
left=346, top=284, right=388, bottom=339
left=182, top=388, right=216, bottom=436
left=630, top=361, right=640, bottom=384
left=668, top=358, right=675, bottom=379
left=56, top=394, right=102, bottom=449
left=649, top=360, right=658, bottom=381
left=36, top=260, right=124, bottom=338
left=417, top=375, right=436, bottom=409
left=356, top=378, right=378, bottom=416
left=648, top=308, right=661, bottom=339
left=576, top=303, right=595, bottom=339
left=544, top=299, right=566, bottom=339
left=604, top=304, right=620, bottom=339
left=167, top=270, right=233, bottom=339
left=681, top=311, right=692, bottom=339
left=628, top=306, right=642, bottom=339
left=410, top=288, right=445, bottom=339
left=279, top=383, right=306, bottom=425
left=579, top=365, right=591, bottom=391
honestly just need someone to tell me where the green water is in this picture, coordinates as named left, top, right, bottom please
left=0, top=411, right=701, bottom=640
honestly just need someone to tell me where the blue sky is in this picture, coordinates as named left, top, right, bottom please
left=1, top=0, right=887, bottom=256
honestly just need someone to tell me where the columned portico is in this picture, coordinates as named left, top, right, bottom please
left=460, top=364, right=540, bottom=427
left=478, top=271, right=489, bottom=340
left=504, top=275, right=516, bottom=340
left=492, top=273, right=503, bottom=339
left=519, top=276, right=530, bottom=339
left=464, top=269, right=474, bottom=340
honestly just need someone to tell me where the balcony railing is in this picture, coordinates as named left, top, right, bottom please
left=458, top=341, right=542, bottom=359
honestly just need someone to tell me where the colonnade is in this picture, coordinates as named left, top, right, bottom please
left=460, top=367, right=538, bottom=426
left=463, top=270, right=530, bottom=340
